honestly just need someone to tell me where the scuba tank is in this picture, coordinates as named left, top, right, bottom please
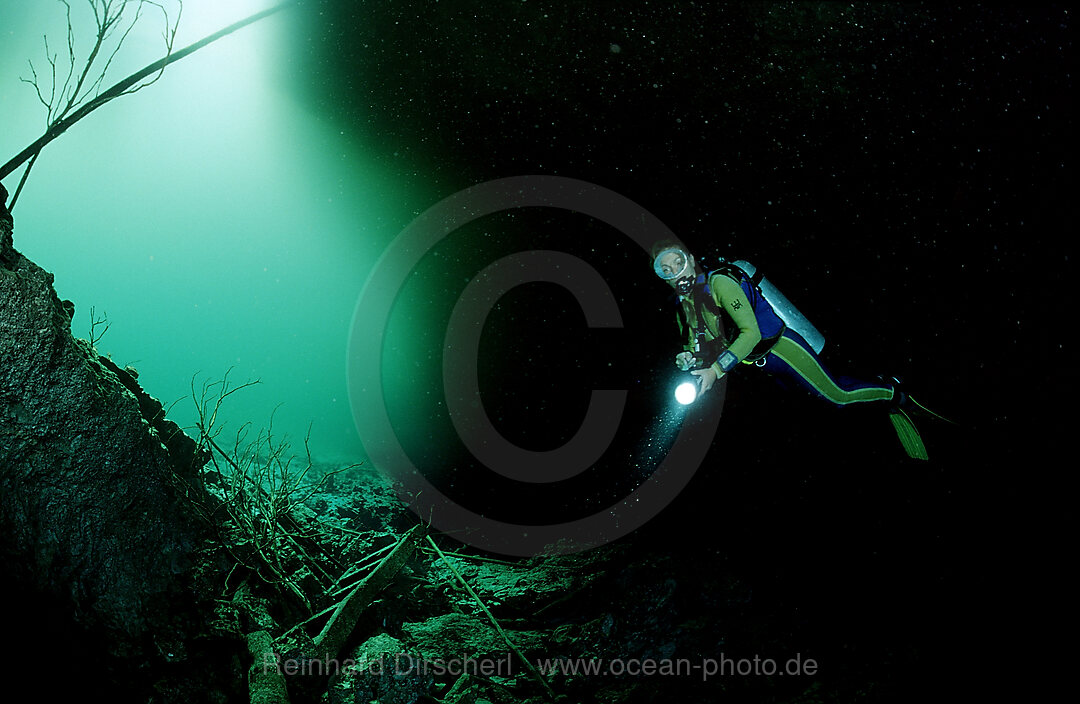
left=728, top=259, right=826, bottom=354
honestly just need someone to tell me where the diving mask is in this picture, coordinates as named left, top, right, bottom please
left=653, top=247, right=696, bottom=294
left=653, top=247, right=692, bottom=280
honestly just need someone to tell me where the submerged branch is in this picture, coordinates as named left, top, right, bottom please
left=0, top=0, right=297, bottom=184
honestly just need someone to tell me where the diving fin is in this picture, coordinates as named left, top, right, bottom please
left=885, top=376, right=957, bottom=427
left=906, top=394, right=958, bottom=426
left=888, top=408, right=929, bottom=461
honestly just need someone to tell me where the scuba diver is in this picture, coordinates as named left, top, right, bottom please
left=651, top=240, right=946, bottom=460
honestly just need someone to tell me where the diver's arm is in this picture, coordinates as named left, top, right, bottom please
left=679, top=299, right=695, bottom=352
left=708, top=273, right=762, bottom=374
left=669, top=302, right=697, bottom=370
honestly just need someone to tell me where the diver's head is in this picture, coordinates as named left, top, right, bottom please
left=651, top=241, right=697, bottom=295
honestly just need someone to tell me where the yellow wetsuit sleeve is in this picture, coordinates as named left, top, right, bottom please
left=709, top=273, right=762, bottom=372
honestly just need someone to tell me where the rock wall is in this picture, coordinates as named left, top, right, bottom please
left=0, top=183, right=213, bottom=672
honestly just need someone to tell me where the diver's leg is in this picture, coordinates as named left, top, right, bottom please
left=759, top=331, right=895, bottom=406
left=757, top=331, right=927, bottom=459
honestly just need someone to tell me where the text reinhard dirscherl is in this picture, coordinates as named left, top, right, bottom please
left=264, top=652, right=819, bottom=681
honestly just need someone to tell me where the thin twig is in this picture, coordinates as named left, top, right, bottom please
left=88, top=305, right=110, bottom=347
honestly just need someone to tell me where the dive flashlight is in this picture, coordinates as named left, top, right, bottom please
left=675, top=375, right=700, bottom=405
left=673, top=347, right=706, bottom=405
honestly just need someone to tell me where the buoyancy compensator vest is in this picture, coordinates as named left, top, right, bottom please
left=690, top=258, right=825, bottom=360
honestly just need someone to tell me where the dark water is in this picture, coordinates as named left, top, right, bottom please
left=299, top=3, right=1070, bottom=698
left=2, top=1, right=1070, bottom=700
left=302, top=3, right=1071, bottom=699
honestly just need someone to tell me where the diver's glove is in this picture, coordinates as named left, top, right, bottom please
left=675, top=351, right=700, bottom=371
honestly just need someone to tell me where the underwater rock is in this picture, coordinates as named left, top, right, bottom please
left=310, top=467, right=415, bottom=534
left=0, top=198, right=212, bottom=673
left=327, top=632, right=433, bottom=704
left=427, top=554, right=598, bottom=617
left=0, top=184, right=12, bottom=267
left=403, top=611, right=543, bottom=664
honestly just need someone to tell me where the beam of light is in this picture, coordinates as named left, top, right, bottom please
left=625, top=400, right=692, bottom=487
left=1, top=0, right=420, bottom=464
left=175, top=0, right=280, bottom=45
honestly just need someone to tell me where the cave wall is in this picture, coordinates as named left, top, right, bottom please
left=0, top=182, right=213, bottom=667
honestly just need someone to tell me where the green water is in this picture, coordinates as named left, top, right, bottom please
left=0, top=0, right=435, bottom=464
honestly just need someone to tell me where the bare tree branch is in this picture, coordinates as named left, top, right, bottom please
left=1, top=0, right=297, bottom=207
left=186, top=371, right=360, bottom=610
left=88, top=305, right=110, bottom=348
left=8, top=0, right=183, bottom=209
